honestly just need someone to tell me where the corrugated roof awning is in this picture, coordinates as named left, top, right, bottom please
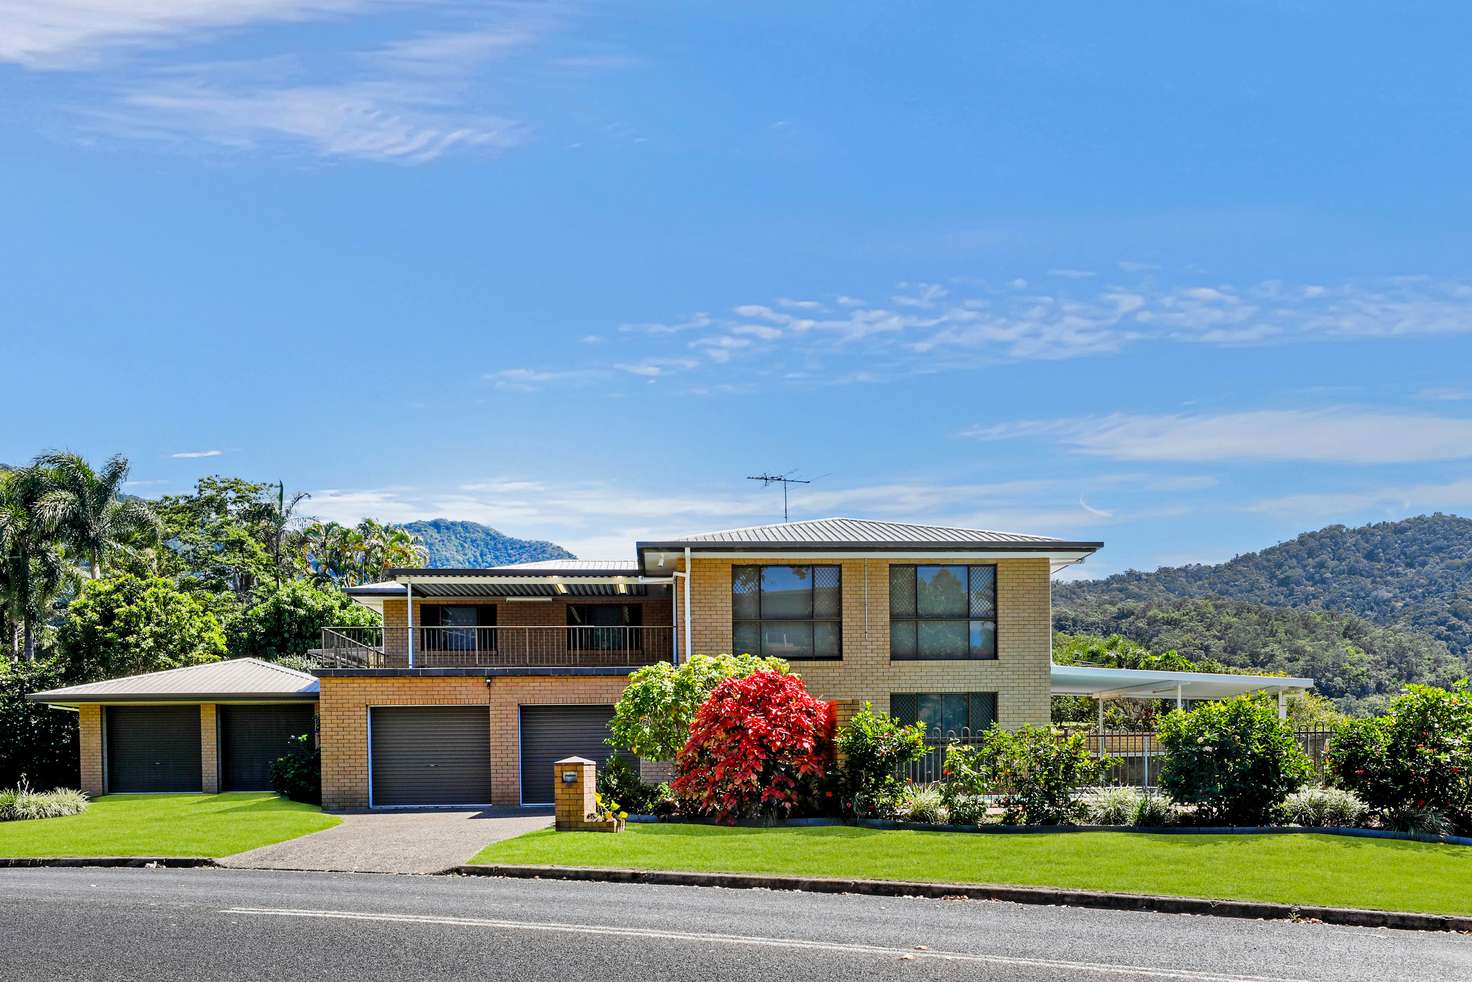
left=1050, top=663, right=1314, bottom=700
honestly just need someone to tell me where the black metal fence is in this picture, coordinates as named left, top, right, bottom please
left=901, top=727, right=1337, bottom=788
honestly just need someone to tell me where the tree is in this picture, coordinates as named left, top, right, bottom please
left=0, top=659, right=78, bottom=788
left=0, top=466, right=75, bottom=661
left=36, top=451, right=159, bottom=580
left=294, top=518, right=426, bottom=587
left=154, top=477, right=278, bottom=599
left=608, top=653, right=789, bottom=761
left=226, top=579, right=380, bottom=662
left=260, top=482, right=311, bottom=590
left=57, top=574, right=225, bottom=681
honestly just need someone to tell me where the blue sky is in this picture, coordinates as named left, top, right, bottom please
left=4, top=2, right=1472, bottom=573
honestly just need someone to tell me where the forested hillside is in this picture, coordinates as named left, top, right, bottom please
left=1054, top=596, right=1467, bottom=715
left=1057, top=514, right=1472, bottom=657
left=398, top=519, right=574, bottom=568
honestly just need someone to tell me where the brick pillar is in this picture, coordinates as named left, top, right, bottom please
left=200, top=704, right=219, bottom=793
left=78, top=705, right=104, bottom=797
left=554, top=756, right=597, bottom=830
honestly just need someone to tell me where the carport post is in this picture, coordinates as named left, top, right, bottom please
left=406, top=580, right=415, bottom=668
left=1277, top=688, right=1287, bottom=719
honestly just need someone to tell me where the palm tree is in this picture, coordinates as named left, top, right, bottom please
left=0, top=466, right=76, bottom=660
left=36, top=451, right=159, bottom=579
left=251, top=482, right=310, bottom=589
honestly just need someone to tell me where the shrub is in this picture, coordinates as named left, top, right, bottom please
left=1280, top=787, right=1368, bottom=828
left=944, top=793, right=989, bottom=826
left=1085, top=786, right=1142, bottom=826
left=941, top=725, right=1110, bottom=825
left=893, top=783, right=948, bottom=824
left=270, top=733, right=321, bottom=805
left=226, top=580, right=379, bottom=662
left=1386, top=805, right=1452, bottom=837
left=836, top=703, right=928, bottom=819
left=1328, top=681, right=1472, bottom=835
left=672, top=670, right=834, bottom=823
left=0, top=659, right=79, bottom=789
left=1132, top=792, right=1178, bottom=827
left=609, top=653, right=789, bottom=763
left=0, top=779, right=89, bottom=821
left=1156, top=697, right=1313, bottom=826
left=596, top=755, right=671, bottom=816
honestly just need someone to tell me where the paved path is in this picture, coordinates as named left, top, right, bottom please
left=219, top=807, right=551, bottom=874
left=4, top=866, right=1471, bottom=981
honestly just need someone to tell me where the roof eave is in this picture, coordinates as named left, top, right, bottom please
left=26, top=690, right=320, bottom=705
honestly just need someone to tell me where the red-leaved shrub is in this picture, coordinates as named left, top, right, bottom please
left=672, top=670, right=835, bottom=824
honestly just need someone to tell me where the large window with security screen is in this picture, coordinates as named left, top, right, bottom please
left=888, top=564, right=997, bottom=660
left=731, top=564, right=841, bottom=660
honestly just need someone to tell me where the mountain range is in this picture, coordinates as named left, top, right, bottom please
left=1056, top=514, right=1472, bottom=713
left=399, top=519, right=575, bottom=569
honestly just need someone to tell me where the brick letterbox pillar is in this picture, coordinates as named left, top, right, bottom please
left=553, top=756, right=622, bottom=832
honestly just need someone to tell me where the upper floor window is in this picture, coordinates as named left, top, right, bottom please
left=889, top=564, right=996, bottom=660
left=732, top=564, right=841, bottom=660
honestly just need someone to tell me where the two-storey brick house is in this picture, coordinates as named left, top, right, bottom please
left=32, top=518, right=1312, bottom=809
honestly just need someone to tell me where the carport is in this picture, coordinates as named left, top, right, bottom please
left=29, top=658, right=320, bottom=797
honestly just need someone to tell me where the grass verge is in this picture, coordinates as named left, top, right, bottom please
left=474, top=824, right=1472, bottom=916
left=0, top=793, right=339, bottom=858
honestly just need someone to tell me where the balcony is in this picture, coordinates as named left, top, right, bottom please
left=318, top=625, right=673, bottom=669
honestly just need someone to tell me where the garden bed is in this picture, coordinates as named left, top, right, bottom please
left=857, top=817, right=1472, bottom=846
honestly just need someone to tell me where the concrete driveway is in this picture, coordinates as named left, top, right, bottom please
left=220, top=807, right=552, bottom=874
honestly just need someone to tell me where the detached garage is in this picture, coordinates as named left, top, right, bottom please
left=29, top=658, right=320, bottom=798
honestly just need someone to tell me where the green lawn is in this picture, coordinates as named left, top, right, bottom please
left=0, top=793, right=339, bottom=858
left=474, top=824, right=1472, bottom=916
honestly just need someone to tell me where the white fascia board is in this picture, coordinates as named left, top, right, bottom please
left=395, top=575, right=674, bottom=586
left=684, top=550, right=1095, bottom=563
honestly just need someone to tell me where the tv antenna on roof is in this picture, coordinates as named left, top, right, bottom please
left=747, top=471, right=811, bottom=522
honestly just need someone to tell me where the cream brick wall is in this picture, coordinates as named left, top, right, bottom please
left=78, top=704, right=104, bottom=797
left=682, top=557, right=1053, bottom=728
left=200, top=703, right=219, bottom=793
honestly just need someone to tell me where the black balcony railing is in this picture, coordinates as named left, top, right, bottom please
left=319, top=625, right=673, bottom=669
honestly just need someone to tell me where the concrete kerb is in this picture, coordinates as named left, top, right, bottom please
left=0, top=857, right=216, bottom=869
left=451, top=863, right=1472, bottom=933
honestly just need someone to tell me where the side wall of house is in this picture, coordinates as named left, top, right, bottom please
left=683, top=556, right=1053, bottom=728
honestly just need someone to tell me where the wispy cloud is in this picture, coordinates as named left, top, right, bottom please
left=1249, top=476, right=1472, bottom=518
left=966, top=409, right=1472, bottom=464
left=503, top=275, right=1472, bottom=392
left=170, top=448, right=224, bottom=458
left=0, top=0, right=372, bottom=70
left=14, top=2, right=634, bottom=164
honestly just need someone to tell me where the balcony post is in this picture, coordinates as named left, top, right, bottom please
left=406, top=580, right=415, bottom=669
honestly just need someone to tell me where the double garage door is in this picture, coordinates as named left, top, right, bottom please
left=367, top=705, right=629, bottom=807
left=104, top=704, right=314, bottom=793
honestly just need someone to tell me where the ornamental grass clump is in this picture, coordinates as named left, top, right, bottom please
left=0, top=780, right=89, bottom=821
left=1280, top=787, right=1368, bottom=828
left=672, top=670, right=835, bottom=824
left=1085, top=786, right=1141, bottom=826
left=893, top=783, right=948, bottom=824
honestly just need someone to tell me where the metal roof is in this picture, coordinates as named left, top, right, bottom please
left=1050, top=663, right=1313, bottom=700
left=637, top=517, right=1103, bottom=558
left=27, top=658, right=320, bottom=705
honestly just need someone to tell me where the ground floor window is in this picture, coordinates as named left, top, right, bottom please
left=889, top=691, right=997, bottom=737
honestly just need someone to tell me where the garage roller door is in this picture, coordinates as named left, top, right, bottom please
left=369, top=706, right=490, bottom=806
left=106, top=705, right=202, bottom=793
left=519, top=705, right=632, bottom=805
left=220, top=704, right=316, bottom=791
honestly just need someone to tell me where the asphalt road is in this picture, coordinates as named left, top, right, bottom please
left=2, top=867, right=1469, bottom=981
